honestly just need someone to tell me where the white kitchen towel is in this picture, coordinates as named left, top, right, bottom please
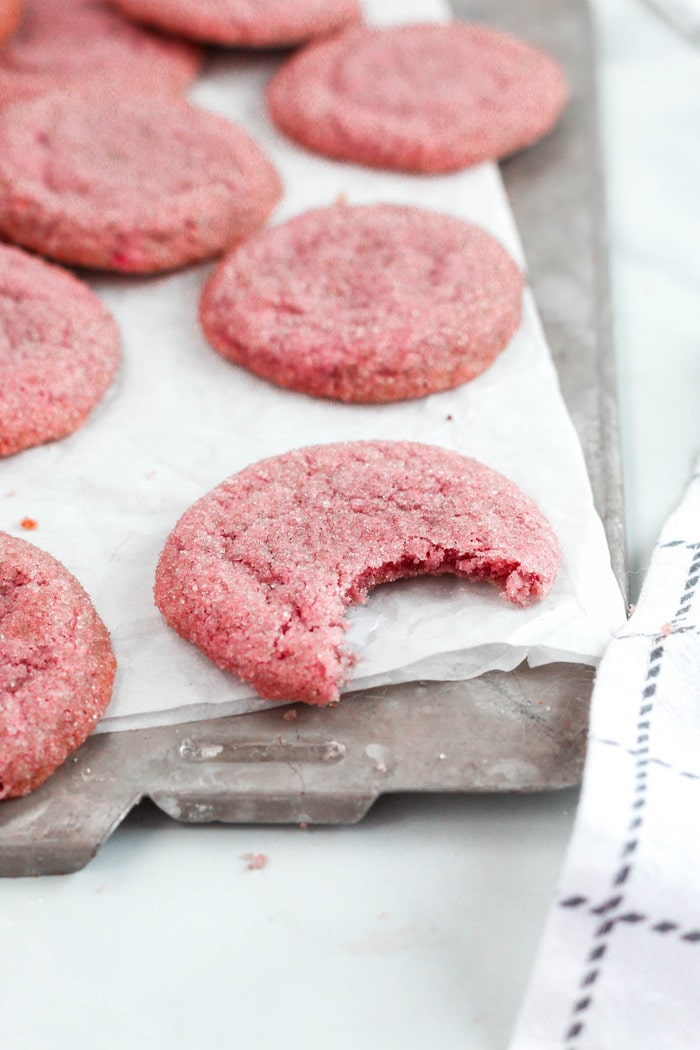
left=645, top=0, right=700, bottom=37
left=509, top=458, right=700, bottom=1048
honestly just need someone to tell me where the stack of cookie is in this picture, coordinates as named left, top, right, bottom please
left=0, top=0, right=569, bottom=797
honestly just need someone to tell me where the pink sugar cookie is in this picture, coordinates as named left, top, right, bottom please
left=0, top=0, right=200, bottom=110
left=0, top=0, right=23, bottom=46
left=0, top=533, right=116, bottom=799
left=267, top=22, right=569, bottom=173
left=0, top=244, right=120, bottom=457
left=0, top=91, right=282, bottom=273
left=155, top=441, right=561, bottom=705
left=112, top=0, right=361, bottom=47
left=200, top=203, right=524, bottom=402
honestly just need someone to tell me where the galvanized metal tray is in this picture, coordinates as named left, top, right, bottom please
left=0, top=0, right=625, bottom=877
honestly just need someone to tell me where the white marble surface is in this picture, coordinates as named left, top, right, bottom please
left=2, top=2, right=698, bottom=1048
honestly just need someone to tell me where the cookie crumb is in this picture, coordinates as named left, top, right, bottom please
left=299, top=821, right=309, bottom=830
left=661, top=622, right=675, bottom=636
left=282, top=708, right=297, bottom=721
left=446, top=414, right=453, bottom=421
left=243, top=852, right=268, bottom=871
left=20, top=517, right=37, bottom=530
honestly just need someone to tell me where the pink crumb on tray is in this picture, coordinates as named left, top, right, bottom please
left=243, top=853, right=269, bottom=871
left=154, top=441, right=561, bottom=706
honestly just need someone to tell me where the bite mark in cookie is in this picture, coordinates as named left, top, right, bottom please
left=154, top=441, right=561, bottom=705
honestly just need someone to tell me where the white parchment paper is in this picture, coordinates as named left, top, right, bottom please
left=0, top=0, right=626, bottom=731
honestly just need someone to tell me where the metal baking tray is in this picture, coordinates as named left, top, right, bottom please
left=0, top=0, right=625, bottom=877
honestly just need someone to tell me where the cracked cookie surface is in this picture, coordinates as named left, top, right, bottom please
left=154, top=441, right=561, bottom=705
left=0, top=0, right=200, bottom=110
left=111, top=0, right=360, bottom=47
left=0, top=532, right=116, bottom=799
left=0, top=91, right=282, bottom=272
left=0, top=244, right=119, bottom=456
left=200, top=203, right=524, bottom=402
left=267, top=22, right=569, bottom=173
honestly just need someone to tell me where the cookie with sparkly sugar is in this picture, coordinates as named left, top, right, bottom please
left=0, top=0, right=23, bottom=46
left=0, top=533, right=116, bottom=799
left=154, top=441, right=561, bottom=705
left=111, top=0, right=361, bottom=47
left=0, top=0, right=200, bottom=111
left=0, top=245, right=119, bottom=456
left=267, top=22, right=569, bottom=173
left=200, top=203, right=524, bottom=402
left=0, top=90, right=282, bottom=272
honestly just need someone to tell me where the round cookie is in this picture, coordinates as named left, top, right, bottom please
left=200, top=203, right=524, bottom=402
left=155, top=441, right=561, bottom=705
left=267, top=22, right=569, bottom=173
left=0, top=0, right=200, bottom=111
left=0, top=532, right=116, bottom=799
left=0, top=0, right=23, bottom=46
left=0, top=90, right=282, bottom=272
left=111, top=0, right=361, bottom=47
left=0, top=245, right=120, bottom=456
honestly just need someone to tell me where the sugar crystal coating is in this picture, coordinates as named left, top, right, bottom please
left=0, top=0, right=200, bottom=110
left=267, top=22, right=569, bottom=173
left=154, top=441, right=561, bottom=705
left=199, top=203, right=522, bottom=401
left=200, top=203, right=524, bottom=402
left=0, top=90, right=282, bottom=272
left=0, top=532, right=116, bottom=799
left=111, top=0, right=361, bottom=47
left=0, top=243, right=120, bottom=456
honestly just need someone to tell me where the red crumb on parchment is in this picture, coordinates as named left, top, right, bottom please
left=20, top=517, right=37, bottom=530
